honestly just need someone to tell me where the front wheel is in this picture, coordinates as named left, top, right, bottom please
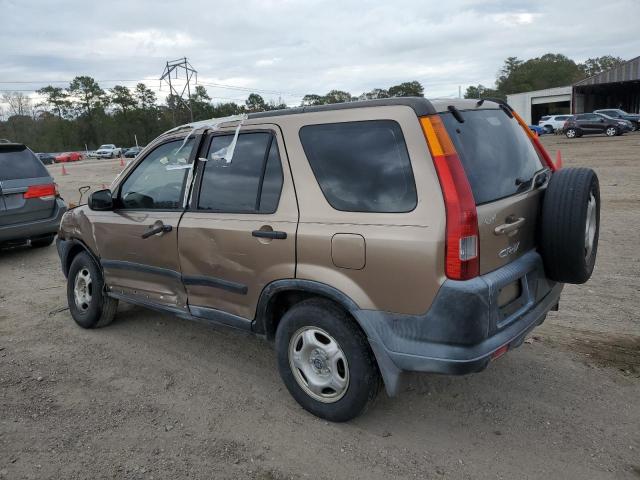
left=67, top=252, right=118, bottom=328
left=275, top=299, right=381, bottom=422
left=565, top=128, right=578, bottom=138
left=605, top=126, right=618, bottom=137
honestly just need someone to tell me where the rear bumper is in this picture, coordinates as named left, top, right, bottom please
left=0, top=198, right=67, bottom=243
left=353, top=251, right=563, bottom=396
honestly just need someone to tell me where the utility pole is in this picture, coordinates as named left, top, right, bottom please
left=159, top=57, right=198, bottom=126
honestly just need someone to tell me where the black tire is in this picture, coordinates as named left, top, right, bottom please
left=565, top=128, right=578, bottom=139
left=30, top=234, right=55, bottom=248
left=540, top=168, right=600, bottom=284
left=67, top=251, right=118, bottom=328
left=275, top=299, right=381, bottom=422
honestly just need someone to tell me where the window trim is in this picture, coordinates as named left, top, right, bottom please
left=113, top=135, right=200, bottom=213
left=298, top=119, right=418, bottom=214
left=189, top=129, right=284, bottom=215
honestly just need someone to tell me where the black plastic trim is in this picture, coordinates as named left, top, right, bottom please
left=56, top=237, right=101, bottom=278
left=248, top=97, right=437, bottom=119
left=189, top=305, right=252, bottom=331
left=100, top=260, right=183, bottom=280
left=182, top=274, right=248, bottom=295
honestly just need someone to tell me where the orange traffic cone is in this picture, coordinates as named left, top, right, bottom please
left=61, top=163, right=68, bottom=175
left=119, top=154, right=125, bottom=167
left=556, top=150, right=563, bottom=170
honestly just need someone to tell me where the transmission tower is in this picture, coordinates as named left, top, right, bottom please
left=160, top=57, right=198, bottom=125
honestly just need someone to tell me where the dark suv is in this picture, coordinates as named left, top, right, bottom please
left=593, top=109, right=640, bottom=131
left=563, top=113, right=624, bottom=138
left=0, top=143, right=66, bottom=248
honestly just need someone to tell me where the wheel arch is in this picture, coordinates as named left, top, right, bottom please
left=59, top=238, right=101, bottom=278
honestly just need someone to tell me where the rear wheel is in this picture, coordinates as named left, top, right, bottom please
left=605, top=126, right=618, bottom=137
left=565, top=128, right=578, bottom=138
left=67, top=252, right=118, bottom=328
left=540, top=168, right=600, bottom=284
left=275, top=299, right=380, bottom=422
left=30, top=234, right=55, bottom=248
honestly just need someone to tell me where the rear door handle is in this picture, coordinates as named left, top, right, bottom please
left=494, top=217, right=525, bottom=236
left=252, top=230, right=287, bottom=240
left=141, top=223, right=173, bottom=239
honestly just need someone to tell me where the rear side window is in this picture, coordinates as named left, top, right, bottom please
left=197, top=133, right=283, bottom=213
left=299, top=120, right=417, bottom=213
left=0, top=146, right=49, bottom=181
left=441, top=109, right=543, bottom=205
left=556, top=116, right=569, bottom=120
left=540, top=116, right=550, bottom=121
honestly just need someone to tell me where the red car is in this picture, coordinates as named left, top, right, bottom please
left=54, top=152, right=83, bottom=163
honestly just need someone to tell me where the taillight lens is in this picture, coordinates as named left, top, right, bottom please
left=23, top=183, right=57, bottom=199
left=420, top=115, right=479, bottom=280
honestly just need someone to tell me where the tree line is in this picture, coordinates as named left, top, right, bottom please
left=464, top=54, right=625, bottom=100
left=0, top=78, right=424, bottom=152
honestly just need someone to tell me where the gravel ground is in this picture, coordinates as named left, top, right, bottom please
left=1, top=133, right=639, bottom=479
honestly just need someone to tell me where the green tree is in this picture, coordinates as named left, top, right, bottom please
left=37, top=86, right=71, bottom=119
left=245, top=93, right=267, bottom=112
left=464, top=84, right=505, bottom=100
left=324, top=90, right=352, bottom=104
left=189, top=85, right=214, bottom=120
left=301, top=94, right=325, bottom=106
left=361, top=88, right=390, bottom=100
left=388, top=81, right=424, bottom=97
left=579, top=55, right=625, bottom=78
left=110, top=85, right=136, bottom=113
left=134, top=83, right=157, bottom=110
left=68, top=76, right=107, bottom=117
left=496, top=54, right=583, bottom=94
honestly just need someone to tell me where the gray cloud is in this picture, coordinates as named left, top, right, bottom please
left=1, top=0, right=638, bottom=105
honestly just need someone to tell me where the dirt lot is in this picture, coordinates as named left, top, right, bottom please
left=1, top=133, right=639, bottom=479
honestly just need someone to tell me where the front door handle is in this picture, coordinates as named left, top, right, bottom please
left=494, top=217, right=525, bottom=236
left=252, top=230, right=287, bottom=240
left=141, top=223, right=173, bottom=239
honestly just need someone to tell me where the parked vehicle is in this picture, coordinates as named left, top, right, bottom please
left=36, top=152, right=56, bottom=165
left=56, top=98, right=600, bottom=421
left=594, top=113, right=633, bottom=133
left=124, top=146, right=143, bottom=158
left=538, top=114, right=572, bottom=133
left=528, top=125, right=545, bottom=136
left=563, top=113, right=624, bottom=138
left=94, top=144, right=122, bottom=158
left=593, top=109, right=640, bottom=131
left=1, top=143, right=67, bottom=248
left=55, top=152, right=83, bottom=163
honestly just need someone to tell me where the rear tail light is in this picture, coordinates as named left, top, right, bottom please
left=420, top=115, right=479, bottom=280
left=23, top=183, right=57, bottom=200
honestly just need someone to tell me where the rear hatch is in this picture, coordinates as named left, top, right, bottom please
left=440, top=107, right=546, bottom=274
left=0, top=144, right=56, bottom=227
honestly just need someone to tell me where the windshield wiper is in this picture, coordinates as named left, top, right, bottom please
left=447, top=105, right=465, bottom=123
left=515, top=168, right=550, bottom=192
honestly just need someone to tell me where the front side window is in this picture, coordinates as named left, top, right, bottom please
left=118, top=138, right=194, bottom=209
left=197, top=133, right=283, bottom=213
left=299, top=120, right=417, bottom=213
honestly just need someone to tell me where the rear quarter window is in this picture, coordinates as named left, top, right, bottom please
left=0, top=146, right=49, bottom=181
left=441, top=109, right=543, bottom=205
left=299, top=120, right=417, bottom=213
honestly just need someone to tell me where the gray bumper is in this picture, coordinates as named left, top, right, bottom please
left=0, top=198, right=67, bottom=243
left=353, top=251, right=563, bottom=396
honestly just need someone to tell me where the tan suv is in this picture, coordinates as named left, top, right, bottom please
left=56, top=98, right=600, bottom=421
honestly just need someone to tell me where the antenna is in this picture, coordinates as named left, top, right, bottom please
left=159, top=57, right=198, bottom=125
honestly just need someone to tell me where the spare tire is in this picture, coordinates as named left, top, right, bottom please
left=540, top=168, right=600, bottom=284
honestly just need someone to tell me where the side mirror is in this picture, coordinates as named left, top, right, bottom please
left=88, top=189, right=114, bottom=211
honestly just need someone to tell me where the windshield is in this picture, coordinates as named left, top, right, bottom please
left=0, top=146, right=50, bottom=181
left=98, top=145, right=114, bottom=149
left=441, top=109, right=543, bottom=205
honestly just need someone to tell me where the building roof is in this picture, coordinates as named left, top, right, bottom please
left=574, top=56, right=640, bottom=86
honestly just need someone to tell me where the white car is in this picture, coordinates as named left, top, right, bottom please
left=94, top=144, right=122, bottom=158
left=538, top=115, right=573, bottom=133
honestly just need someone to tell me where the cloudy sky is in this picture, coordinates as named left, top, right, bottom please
left=1, top=0, right=639, bottom=107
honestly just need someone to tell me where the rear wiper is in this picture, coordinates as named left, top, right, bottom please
left=515, top=168, right=550, bottom=192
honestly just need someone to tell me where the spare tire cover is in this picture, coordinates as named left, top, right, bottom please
left=540, top=167, right=600, bottom=284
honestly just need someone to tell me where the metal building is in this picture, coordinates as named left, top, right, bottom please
left=507, top=55, right=640, bottom=124
left=573, top=55, right=640, bottom=114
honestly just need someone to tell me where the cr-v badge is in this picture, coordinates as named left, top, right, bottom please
left=499, top=242, right=520, bottom=258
